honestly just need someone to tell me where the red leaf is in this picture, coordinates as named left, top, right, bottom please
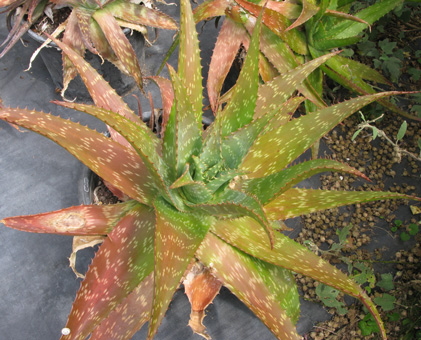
left=1, top=201, right=137, bottom=235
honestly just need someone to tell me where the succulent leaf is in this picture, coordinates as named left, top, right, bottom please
left=0, top=107, right=156, bottom=204
left=1, top=201, right=138, bottom=235
left=286, top=0, right=319, bottom=31
left=239, top=159, right=369, bottom=204
left=241, top=91, right=405, bottom=178
left=264, top=188, right=421, bottom=220
left=106, top=0, right=177, bottom=30
left=210, top=217, right=386, bottom=338
left=61, top=204, right=155, bottom=339
left=254, top=52, right=337, bottom=119
left=236, top=0, right=308, bottom=55
left=90, top=273, right=154, bottom=340
left=192, top=0, right=232, bottom=22
left=148, top=197, right=213, bottom=339
left=197, top=233, right=301, bottom=340
left=148, top=76, right=174, bottom=136
left=207, top=17, right=246, bottom=112
left=93, top=10, right=143, bottom=89
left=178, top=0, right=203, bottom=122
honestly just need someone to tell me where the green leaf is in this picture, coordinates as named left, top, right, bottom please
left=148, top=197, right=212, bottom=339
left=210, top=217, right=386, bottom=339
left=372, top=127, right=379, bottom=140
left=239, top=159, right=369, bottom=204
left=409, top=223, right=419, bottom=236
left=352, top=128, right=363, bottom=141
left=377, top=273, right=394, bottom=291
left=286, top=0, right=319, bottom=31
left=90, top=273, right=153, bottom=340
left=241, top=91, right=405, bottom=178
left=315, top=284, right=348, bottom=314
left=168, top=66, right=203, bottom=177
left=374, top=293, right=396, bottom=311
left=359, top=313, right=380, bottom=336
left=197, top=233, right=301, bottom=338
left=396, top=121, right=407, bottom=141
left=1, top=201, right=137, bottom=235
left=63, top=205, right=156, bottom=339
left=379, top=38, right=397, bottom=55
left=0, top=107, right=156, bottom=205
left=400, top=232, right=410, bottom=241
left=178, top=0, right=203, bottom=122
left=264, top=188, right=421, bottom=220
left=387, top=312, right=400, bottom=322
left=337, top=224, right=352, bottom=244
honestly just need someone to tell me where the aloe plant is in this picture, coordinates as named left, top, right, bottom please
left=185, top=0, right=419, bottom=122
left=0, top=1, right=419, bottom=339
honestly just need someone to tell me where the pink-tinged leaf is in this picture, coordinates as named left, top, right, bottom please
left=1, top=201, right=137, bottom=235
left=168, top=66, right=203, bottom=177
left=49, top=36, right=139, bottom=124
left=264, top=188, right=421, bottom=220
left=258, top=51, right=280, bottom=82
left=75, top=8, right=98, bottom=55
left=239, top=158, right=369, bottom=204
left=90, top=273, right=154, bottom=340
left=61, top=10, right=85, bottom=97
left=236, top=0, right=308, bottom=55
left=60, top=204, right=156, bottom=340
left=210, top=217, right=387, bottom=340
left=179, top=0, right=203, bottom=124
left=148, top=197, right=212, bottom=340
left=93, top=10, right=143, bottom=90
left=254, top=52, right=337, bottom=119
left=193, top=0, right=232, bottom=22
left=148, top=76, right=174, bottom=137
left=0, top=107, right=156, bottom=204
left=261, top=96, right=305, bottom=129
left=207, top=17, right=246, bottom=112
left=266, top=0, right=302, bottom=20
left=183, top=264, right=222, bottom=339
left=241, top=91, right=406, bottom=178
left=196, top=233, right=301, bottom=339
left=218, top=4, right=262, bottom=137
left=106, top=0, right=177, bottom=30
left=286, top=0, right=319, bottom=31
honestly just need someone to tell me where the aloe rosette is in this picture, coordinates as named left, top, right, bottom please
left=0, top=1, right=419, bottom=339
left=188, top=0, right=419, bottom=122
left=46, top=0, right=177, bottom=95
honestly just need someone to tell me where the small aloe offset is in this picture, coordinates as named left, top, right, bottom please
left=0, top=1, right=420, bottom=339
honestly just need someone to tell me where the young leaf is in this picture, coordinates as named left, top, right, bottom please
left=374, top=294, right=396, bottom=311
left=396, top=121, right=407, bottom=141
left=377, top=273, right=394, bottom=291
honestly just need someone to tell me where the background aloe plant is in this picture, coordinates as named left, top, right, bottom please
left=0, top=0, right=420, bottom=339
left=184, top=0, right=419, bottom=123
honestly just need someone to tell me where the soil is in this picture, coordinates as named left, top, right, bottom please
left=31, top=6, right=71, bottom=36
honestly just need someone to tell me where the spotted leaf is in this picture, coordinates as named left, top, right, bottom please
left=193, top=0, right=232, bottom=22
left=264, top=188, right=421, bottom=220
left=90, top=273, right=154, bottom=340
left=1, top=201, right=138, bottom=235
left=239, top=159, right=369, bottom=204
left=61, top=204, right=156, bottom=340
left=241, top=91, right=405, bottom=178
left=210, top=217, right=386, bottom=339
left=148, top=76, right=174, bottom=137
left=0, top=107, right=156, bottom=204
left=286, top=0, right=319, bottom=31
left=178, top=0, right=203, bottom=122
left=197, top=233, right=301, bottom=340
left=207, top=17, right=246, bottom=112
left=148, top=197, right=212, bottom=339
